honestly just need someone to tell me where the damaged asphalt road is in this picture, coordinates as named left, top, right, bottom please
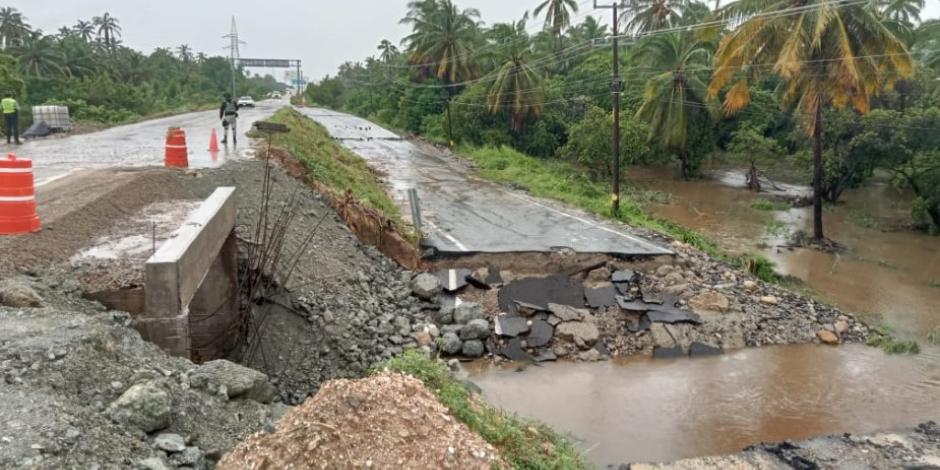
left=301, top=108, right=671, bottom=257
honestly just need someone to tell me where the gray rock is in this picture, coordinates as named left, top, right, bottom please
left=411, top=273, right=442, bottom=300
left=106, top=381, right=171, bottom=433
left=153, top=433, right=186, bottom=452
left=526, top=320, right=554, bottom=348
left=188, top=360, right=276, bottom=403
left=462, top=339, right=485, bottom=358
left=441, top=332, right=463, bottom=355
left=137, top=457, right=171, bottom=470
left=453, top=302, right=484, bottom=324
left=548, top=303, right=587, bottom=322
left=556, top=322, right=600, bottom=348
left=0, top=280, right=43, bottom=308
left=459, top=318, right=490, bottom=340
left=170, top=447, right=206, bottom=468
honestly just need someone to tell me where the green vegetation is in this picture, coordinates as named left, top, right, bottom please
left=867, top=325, right=920, bottom=354
left=751, top=199, right=790, bottom=212
left=0, top=7, right=285, bottom=128
left=376, top=350, right=589, bottom=469
left=764, top=219, right=788, bottom=237
left=266, top=108, right=409, bottom=236
left=306, top=0, right=940, bottom=236
left=740, top=255, right=781, bottom=284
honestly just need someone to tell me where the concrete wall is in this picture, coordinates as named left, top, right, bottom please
left=138, top=187, right=239, bottom=360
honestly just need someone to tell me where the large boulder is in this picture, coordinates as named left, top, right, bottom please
left=453, top=302, right=484, bottom=324
left=189, top=360, right=276, bottom=403
left=411, top=273, right=442, bottom=300
left=0, top=280, right=43, bottom=308
left=555, top=322, right=600, bottom=349
left=106, top=381, right=172, bottom=433
left=461, top=339, right=485, bottom=358
left=689, top=291, right=730, bottom=314
left=459, top=318, right=490, bottom=341
left=441, top=332, right=463, bottom=355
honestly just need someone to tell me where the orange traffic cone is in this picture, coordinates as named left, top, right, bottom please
left=165, top=127, right=189, bottom=168
left=0, top=153, right=41, bottom=235
left=209, top=128, right=220, bottom=152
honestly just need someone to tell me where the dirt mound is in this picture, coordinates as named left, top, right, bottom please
left=218, top=371, right=504, bottom=469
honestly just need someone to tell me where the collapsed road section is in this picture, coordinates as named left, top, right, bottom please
left=301, top=108, right=672, bottom=257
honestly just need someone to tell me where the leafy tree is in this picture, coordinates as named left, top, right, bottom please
left=635, top=32, right=716, bottom=179
left=0, top=53, right=25, bottom=99
left=486, top=17, right=544, bottom=131
left=710, top=0, right=914, bottom=241
left=561, top=106, right=652, bottom=180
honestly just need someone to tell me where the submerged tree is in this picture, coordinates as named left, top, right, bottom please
left=710, top=0, right=914, bottom=241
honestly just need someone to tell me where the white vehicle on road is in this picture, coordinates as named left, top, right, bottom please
left=237, top=96, right=255, bottom=108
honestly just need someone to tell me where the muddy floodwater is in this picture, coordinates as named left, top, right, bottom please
left=628, top=167, right=940, bottom=337
left=468, top=345, right=940, bottom=466
left=469, top=166, right=940, bottom=466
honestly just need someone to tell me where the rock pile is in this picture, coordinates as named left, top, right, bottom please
left=217, top=371, right=504, bottom=469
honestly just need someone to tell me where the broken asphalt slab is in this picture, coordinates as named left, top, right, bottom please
left=615, top=296, right=702, bottom=325
left=497, top=337, right=532, bottom=362
left=498, top=274, right=585, bottom=315
left=433, top=268, right=471, bottom=293
left=494, top=315, right=529, bottom=337
left=585, top=285, right=618, bottom=309
left=525, top=320, right=554, bottom=348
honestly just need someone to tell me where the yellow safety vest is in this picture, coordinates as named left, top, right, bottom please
left=1, top=98, right=16, bottom=114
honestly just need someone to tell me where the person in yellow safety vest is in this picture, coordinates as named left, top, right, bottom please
left=2, top=91, right=21, bottom=145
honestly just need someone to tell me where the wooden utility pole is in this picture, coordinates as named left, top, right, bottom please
left=595, top=1, right=626, bottom=214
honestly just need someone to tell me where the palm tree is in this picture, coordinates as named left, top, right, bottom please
left=402, top=0, right=482, bottom=143
left=0, top=7, right=30, bottom=50
left=622, top=0, right=689, bottom=35
left=534, top=0, right=580, bottom=36
left=486, top=17, right=544, bottom=131
left=177, top=44, right=193, bottom=63
left=710, top=0, right=914, bottom=241
left=15, top=35, right=64, bottom=77
left=74, top=20, right=95, bottom=42
left=635, top=32, right=715, bottom=179
left=93, top=12, right=122, bottom=49
left=571, top=16, right=609, bottom=44
left=880, top=0, right=924, bottom=27
left=58, top=40, right=93, bottom=78
left=377, top=39, right=399, bottom=64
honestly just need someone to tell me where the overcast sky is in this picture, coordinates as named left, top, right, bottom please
left=14, top=0, right=940, bottom=83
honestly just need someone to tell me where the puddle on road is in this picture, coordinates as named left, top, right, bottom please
left=467, top=344, right=940, bottom=466
left=626, top=167, right=940, bottom=337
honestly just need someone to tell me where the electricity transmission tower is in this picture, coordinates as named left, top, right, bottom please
left=594, top=1, right=628, bottom=215
left=223, top=17, right=246, bottom=97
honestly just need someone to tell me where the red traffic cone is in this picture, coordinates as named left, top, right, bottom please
left=209, top=128, right=220, bottom=152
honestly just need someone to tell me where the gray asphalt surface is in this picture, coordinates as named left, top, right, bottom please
left=301, top=107, right=671, bottom=256
left=13, top=100, right=286, bottom=187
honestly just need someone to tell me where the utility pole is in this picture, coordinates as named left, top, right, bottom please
left=223, top=17, right=245, bottom=98
left=595, top=1, right=627, bottom=214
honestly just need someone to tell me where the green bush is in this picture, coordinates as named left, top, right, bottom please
left=866, top=325, right=920, bottom=354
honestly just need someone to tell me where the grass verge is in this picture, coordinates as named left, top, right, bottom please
left=375, top=350, right=590, bottom=469
left=461, top=145, right=786, bottom=283
left=866, top=325, right=920, bottom=354
left=751, top=198, right=790, bottom=211
left=265, top=108, right=407, bottom=233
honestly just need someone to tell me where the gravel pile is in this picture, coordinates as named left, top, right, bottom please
left=217, top=371, right=504, bottom=469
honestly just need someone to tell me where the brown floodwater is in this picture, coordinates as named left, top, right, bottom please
left=468, top=167, right=940, bottom=466
left=627, top=167, right=940, bottom=337
left=467, top=345, right=940, bottom=466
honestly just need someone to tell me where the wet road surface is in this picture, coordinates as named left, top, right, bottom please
left=13, top=100, right=286, bottom=186
left=300, top=108, right=671, bottom=257
left=467, top=344, right=940, bottom=466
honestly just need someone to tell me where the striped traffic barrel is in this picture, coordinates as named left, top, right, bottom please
left=165, top=127, right=189, bottom=168
left=0, top=153, right=41, bottom=235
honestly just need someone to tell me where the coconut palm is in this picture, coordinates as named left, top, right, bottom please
left=570, top=15, right=609, bottom=44
left=710, top=0, right=914, bottom=241
left=58, top=40, right=93, bottom=78
left=0, top=7, right=30, bottom=49
left=73, top=20, right=95, bottom=42
left=880, top=0, right=924, bottom=27
left=622, top=0, right=689, bottom=35
left=534, top=0, right=580, bottom=36
left=377, top=39, right=399, bottom=64
left=93, top=12, right=122, bottom=48
left=15, top=35, right=64, bottom=77
left=401, top=0, right=481, bottom=84
left=486, top=17, right=544, bottom=131
left=635, top=32, right=716, bottom=179
left=177, top=44, right=193, bottom=63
